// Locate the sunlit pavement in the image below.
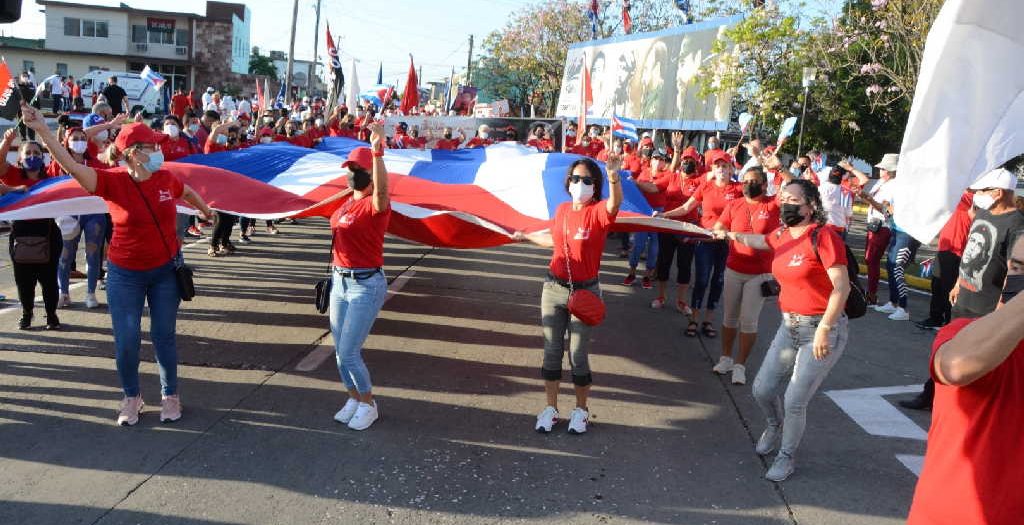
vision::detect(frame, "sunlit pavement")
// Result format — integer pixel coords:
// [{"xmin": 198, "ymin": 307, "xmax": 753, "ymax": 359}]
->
[{"xmin": 0, "ymin": 220, "xmax": 934, "ymax": 524}]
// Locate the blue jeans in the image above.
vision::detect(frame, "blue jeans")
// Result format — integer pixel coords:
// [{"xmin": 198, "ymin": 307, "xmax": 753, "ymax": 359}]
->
[
  {"xmin": 58, "ymin": 214, "xmax": 107, "ymax": 294},
  {"xmin": 886, "ymin": 230, "xmax": 920, "ymax": 308},
  {"xmin": 628, "ymin": 231, "xmax": 659, "ymax": 272},
  {"xmin": 691, "ymin": 241, "xmax": 728, "ymax": 311},
  {"xmin": 106, "ymin": 259, "xmax": 181, "ymax": 397},
  {"xmin": 329, "ymin": 268, "xmax": 388, "ymax": 394}
]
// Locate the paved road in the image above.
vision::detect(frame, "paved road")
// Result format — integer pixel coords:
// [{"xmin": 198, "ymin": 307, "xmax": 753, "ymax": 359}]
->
[{"xmin": 0, "ymin": 220, "xmax": 935, "ymax": 524}]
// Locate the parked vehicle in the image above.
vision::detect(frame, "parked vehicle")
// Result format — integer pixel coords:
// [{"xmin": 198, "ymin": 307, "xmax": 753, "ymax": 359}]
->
[{"xmin": 78, "ymin": 70, "xmax": 162, "ymax": 116}]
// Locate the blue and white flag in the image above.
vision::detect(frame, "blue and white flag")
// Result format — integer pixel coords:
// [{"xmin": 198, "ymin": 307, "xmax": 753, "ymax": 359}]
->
[
  {"xmin": 139, "ymin": 65, "xmax": 165, "ymax": 89},
  {"xmin": 611, "ymin": 113, "xmax": 639, "ymax": 142},
  {"xmin": 274, "ymin": 82, "xmax": 286, "ymax": 109}
]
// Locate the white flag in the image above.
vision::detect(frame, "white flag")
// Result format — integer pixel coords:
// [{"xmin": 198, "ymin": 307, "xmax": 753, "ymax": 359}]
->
[
  {"xmin": 345, "ymin": 59, "xmax": 360, "ymax": 108},
  {"xmin": 894, "ymin": 0, "xmax": 1024, "ymax": 242}
]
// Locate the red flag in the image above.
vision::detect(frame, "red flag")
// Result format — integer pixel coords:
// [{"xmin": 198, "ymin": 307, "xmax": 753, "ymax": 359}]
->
[
  {"xmin": 0, "ymin": 61, "xmax": 19, "ymax": 121},
  {"xmin": 578, "ymin": 53, "xmax": 593, "ymax": 136},
  {"xmin": 400, "ymin": 55, "xmax": 419, "ymax": 115},
  {"xmin": 325, "ymin": 23, "xmax": 341, "ymax": 73},
  {"xmin": 622, "ymin": 0, "xmax": 633, "ymax": 34},
  {"xmin": 255, "ymin": 78, "xmax": 264, "ymax": 112}
]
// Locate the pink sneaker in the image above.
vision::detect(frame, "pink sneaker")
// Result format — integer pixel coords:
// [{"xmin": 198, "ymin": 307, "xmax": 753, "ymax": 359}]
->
[
  {"xmin": 117, "ymin": 396, "xmax": 144, "ymax": 426},
  {"xmin": 622, "ymin": 274, "xmax": 637, "ymax": 286},
  {"xmin": 651, "ymin": 296, "xmax": 666, "ymax": 309},
  {"xmin": 641, "ymin": 276, "xmax": 653, "ymax": 289},
  {"xmin": 160, "ymin": 395, "xmax": 182, "ymax": 423}
]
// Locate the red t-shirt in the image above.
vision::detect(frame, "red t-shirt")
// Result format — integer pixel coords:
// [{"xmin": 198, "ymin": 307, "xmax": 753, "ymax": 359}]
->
[
  {"xmin": 765, "ymin": 226, "xmax": 847, "ymax": 315},
  {"xmin": 907, "ymin": 317, "xmax": 1024, "ymax": 525},
  {"xmin": 718, "ymin": 197, "xmax": 781, "ymax": 274},
  {"xmin": 663, "ymin": 173, "xmax": 703, "ymax": 224},
  {"xmin": 285, "ymin": 133, "xmax": 314, "ymax": 149},
  {"xmin": 71, "ymin": 83, "xmax": 81, "ymax": 99},
  {"xmin": 692, "ymin": 180, "xmax": 742, "ymax": 229},
  {"xmin": 92, "ymin": 168, "xmax": 184, "ymax": 271},
  {"xmin": 465, "ymin": 137, "xmax": 493, "ymax": 149},
  {"xmin": 161, "ymin": 136, "xmax": 195, "ymax": 161},
  {"xmin": 937, "ymin": 192, "xmax": 974, "ymax": 257},
  {"xmin": 45, "ymin": 156, "xmax": 104, "ymax": 177},
  {"xmin": 1, "ymin": 165, "xmax": 49, "ymax": 188},
  {"xmin": 623, "ymin": 153, "xmax": 643, "ymax": 175},
  {"xmin": 434, "ymin": 138, "xmax": 461, "ymax": 150},
  {"xmin": 406, "ymin": 136, "xmax": 427, "ymax": 150},
  {"xmin": 527, "ymin": 138, "xmax": 553, "ymax": 152},
  {"xmin": 548, "ymin": 201, "xmax": 614, "ymax": 282},
  {"xmin": 171, "ymin": 94, "xmax": 190, "ymax": 118},
  {"xmin": 331, "ymin": 196, "xmax": 391, "ymax": 269},
  {"xmin": 588, "ymin": 140, "xmax": 605, "ymax": 157},
  {"xmin": 637, "ymin": 167, "xmax": 670, "ymax": 209}
]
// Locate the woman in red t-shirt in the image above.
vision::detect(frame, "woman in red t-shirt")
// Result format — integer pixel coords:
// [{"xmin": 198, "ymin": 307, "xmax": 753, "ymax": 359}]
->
[
  {"xmin": 723, "ymin": 179, "xmax": 851, "ymax": 482},
  {"xmin": 650, "ymin": 134, "xmax": 703, "ymax": 312},
  {"xmin": 23, "ymin": 103, "xmax": 213, "ymax": 427},
  {"xmin": 327, "ymin": 122, "xmax": 391, "ymax": 432},
  {"xmin": 517, "ymin": 154, "xmax": 623, "ymax": 435},
  {"xmin": 710, "ymin": 166, "xmax": 780, "ymax": 385},
  {"xmin": 659, "ymin": 149, "xmax": 742, "ymax": 338}
]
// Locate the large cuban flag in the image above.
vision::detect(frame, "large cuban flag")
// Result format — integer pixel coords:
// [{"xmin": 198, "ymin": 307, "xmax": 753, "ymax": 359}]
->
[{"xmin": 0, "ymin": 138, "xmax": 708, "ymax": 248}]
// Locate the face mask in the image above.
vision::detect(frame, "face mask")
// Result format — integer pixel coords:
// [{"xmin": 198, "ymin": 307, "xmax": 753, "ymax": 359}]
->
[
  {"xmin": 260, "ymin": 136, "xmax": 273, "ymax": 144},
  {"xmin": 569, "ymin": 181, "xmax": 595, "ymax": 203},
  {"xmin": 69, "ymin": 140, "xmax": 88, "ymax": 154},
  {"xmin": 973, "ymin": 193, "xmax": 996, "ymax": 210},
  {"xmin": 650, "ymin": 160, "xmax": 661, "ymax": 172},
  {"xmin": 216, "ymin": 134, "xmax": 229, "ymax": 145},
  {"xmin": 708, "ymin": 142, "xmax": 719, "ymax": 150},
  {"xmin": 589, "ymin": 130, "xmax": 599, "ymax": 138},
  {"xmin": 141, "ymin": 150, "xmax": 164, "ymax": 173},
  {"xmin": 613, "ymin": 146, "xmax": 623, "ymax": 154},
  {"xmin": 187, "ymin": 124, "xmax": 200, "ymax": 134},
  {"xmin": 1002, "ymin": 274, "xmax": 1024, "ymax": 304},
  {"xmin": 95, "ymin": 130, "xmax": 109, "ymax": 142},
  {"xmin": 315, "ymin": 119, "xmax": 324, "ymax": 127},
  {"xmin": 682, "ymin": 161, "xmax": 697, "ymax": 175},
  {"xmin": 480, "ymin": 132, "xmax": 489, "ymax": 139},
  {"xmin": 743, "ymin": 182, "xmax": 764, "ymax": 198},
  {"xmin": 566, "ymin": 130, "xmax": 576, "ymax": 137},
  {"xmin": 164, "ymin": 125, "xmax": 180, "ymax": 138},
  {"xmin": 790, "ymin": 167, "xmax": 802, "ymax": 177},
  {"xmin": 781, "ymin": 203, "xmax": 806, "ymax": 227},
  {"xmin": 22, "ymin": 155, "xmax": 44, "ymax": 171},
  {"xmin": 443, "ymin": 133, "xmax": 452, "ymax": 140},
  {"xmin": 828, "ymin": 174, "xmax": 843, "ymax": 185},
  {"xmin": 347, "ymin": 168, "xmax": 372, "ymax": 191}
]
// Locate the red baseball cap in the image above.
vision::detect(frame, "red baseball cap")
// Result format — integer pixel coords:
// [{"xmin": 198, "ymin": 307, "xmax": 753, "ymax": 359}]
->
[
  {"xmin": 258, "ymin": 127, "xmax": 275, "ymax": 137},
  {"xmin": 341, "ymin": 146, "xmax": 374, "ymax": 171},
  {"xmin": 114, "ymin": 122, "xmax": 167, "ymax": 151},
  {"xmin": 706, "ymin": 149, "xmax": 735, "ymax": 167},
  {"xmin": 640, "ymin": 137, "xmax": 654, "ymax": 147},
  {"xmin": 680, "ymin": 146, "xmax": 700, "ymax": 161}
]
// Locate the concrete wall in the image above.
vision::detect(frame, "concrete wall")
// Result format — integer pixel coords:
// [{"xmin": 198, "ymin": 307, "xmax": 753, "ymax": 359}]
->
[
  {"xmin": 44, "ymin": 5, "xmax": 129, "ymax": 56},
  {"xmin": 193, "ymin": 19, "xmax": 252, "ymax": 97},
  {"xmin": 0, "ymin": 47, "xmax": 125, "ymax": 80}
]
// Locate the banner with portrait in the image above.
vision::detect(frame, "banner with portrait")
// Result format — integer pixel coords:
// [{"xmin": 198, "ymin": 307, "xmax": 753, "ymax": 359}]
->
[
  {"xmin": 556, "ymin": 15, "xmax": 741, "ymax": 131},
  {"xmin": 383, "ymin": 116, "xmax": 563, "ymax": 150}
]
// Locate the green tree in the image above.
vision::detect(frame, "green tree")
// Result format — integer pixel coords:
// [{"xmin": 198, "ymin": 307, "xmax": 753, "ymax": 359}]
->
[{"xmin": 249, "ymin": 47, "xmax": 279, "ymax": 78}]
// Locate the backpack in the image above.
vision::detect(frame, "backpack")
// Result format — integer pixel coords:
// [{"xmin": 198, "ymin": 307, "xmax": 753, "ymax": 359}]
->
[{"xmin": 810, "ymin": 226, "xmax": 867, "ymax": 319}]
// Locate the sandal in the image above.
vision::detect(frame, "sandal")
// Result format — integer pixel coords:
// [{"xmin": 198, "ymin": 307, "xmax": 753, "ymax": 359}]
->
[
  {"xmin": 676, "ymin": 299, "xmax": 692, "ymax": 316},
  {"xmin": 685, "ymin": 321, "xmax": 698, "ymax": 337},
  {"xmin": 702, "ymin": 322, "xmax": 717, "ymax": 338}
]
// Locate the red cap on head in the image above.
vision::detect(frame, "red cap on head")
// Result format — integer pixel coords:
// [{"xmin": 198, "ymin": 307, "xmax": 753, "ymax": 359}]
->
[
  {"xmin": 640, "ymin": 137, "xmax": 654, "ymax": 147},
  {"xmin": 258, "ymin": 127, "xmax": 274, "ymax": 137},
  {"xmin": 114, "ymin": 122, "xmax": 167, "ymax": 151},
  {"xmin": 341, "ymin": 146, "xmax": 374, "ymax": 171},
  {"xmin": 706, "ymin": 149, "xmax": 735, "ymax": 167},
  {"xmin": 680, "ymin": 146, "xmax": 700, "ymax": 161}
]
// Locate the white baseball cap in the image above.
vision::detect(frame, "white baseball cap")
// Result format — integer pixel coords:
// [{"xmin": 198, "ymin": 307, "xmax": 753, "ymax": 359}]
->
[{"xmin": 969, "ymin": 168, "xmax": 1017, "ymax": 191}]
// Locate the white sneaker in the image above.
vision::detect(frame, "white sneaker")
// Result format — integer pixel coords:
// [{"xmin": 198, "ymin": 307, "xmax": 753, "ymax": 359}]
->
[
  {"xmin": 873, "ymin": 302, "xmax": 897, "ymax": 314},
  {"xmin": 756, "ymin": 424, "xmax": 782, "ymax": 455},
  {"xmin": 333, "ymin": 398, "xmax": 360, "ymax": 424},
  {"xmin": 731, "ymin": 364, "xmax": 747, "ymax": 385},
  {"xmin": 84, "ymin": 293, "xmax": 99, "ymax": 309},
  {"xmin": 888, "ymin": 307, "xmax": 910, "ymax": 321},
  {"xmin": 712, "ymin": 356, "xmax": 734, "ymax": 375},
  {"xmin": 535, "ymin": 405, "xmax": 559, "ymax": 433},
  {"xmin": 347, "ymin": 402, "xmax": 378, "ymax": 430},
  {"xmin": 58, "ymin": 293, "xmax": 71, "ymax": 308},
  {"xmin": 567, "ymin": 407, "xmax": 589, "ymax": 434}
]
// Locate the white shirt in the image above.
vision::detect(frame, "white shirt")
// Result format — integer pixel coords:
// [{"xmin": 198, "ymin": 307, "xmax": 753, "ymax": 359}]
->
[
  {"xmin": 201, "ymin": 92, "xmax": 213, "ymax": 107},
  {"xmin": 49, "ymin": 76, "xmax": 63, "ymax": 93},
  {"xmin": 866, "ymin": 178, "xmax": 893, "ymax": 222},
  {"xmin": 236, "ymin": 98, "xmax": 251, "ymax": 116},
  {"xmin": 820, "ymin": 180, "xmax": 852, "ymax": 228}
]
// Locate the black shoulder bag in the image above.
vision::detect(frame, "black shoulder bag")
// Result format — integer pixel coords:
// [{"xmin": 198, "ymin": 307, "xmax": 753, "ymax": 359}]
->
[
  {"xmin": 315, "ymin": 198, "xmax": 358, "ymax": 314},
  {"xmin": 129, "ymin": 177, "xmax": 196, "ymax": 301}
]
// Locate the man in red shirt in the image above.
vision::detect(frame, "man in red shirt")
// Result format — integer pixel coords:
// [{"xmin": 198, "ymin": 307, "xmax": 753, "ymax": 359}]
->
[
  {"xmin": 915, "ymin": 191, "xmax": 975, "ymax": 330},
  {"xmin": 434, "ymin": 128, "xmax": 464, "ymax": 150},
  {"xmin": 159, "ymin": 115, "xmax": 195, "ymax": 161},
  {"xmin": 465, "ymin": 124, "xmax": 493, "ymax": 149},
  {"xmin": 392, "ymin": 122, "xmax": 411, "ymax": 148},
  {"xmin": 907, "ymin": 234, "xmax": 1024, "ymax": 525},
  {"xmin": 406, "ymin": 126, "xmax": 427, "ymax": 149},
  {"xmin": 527, "ymin": 125, "xmax": 554, "ymax": 152},
  {"xmin": 171, "ymin": 89, "xmax": 190, "ymax": 120}
]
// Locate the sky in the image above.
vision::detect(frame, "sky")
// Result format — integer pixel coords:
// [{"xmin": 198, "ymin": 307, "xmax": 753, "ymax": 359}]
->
[{"xmin": 1, "ymin": 0, "xmax": 844, "ymax": 89}]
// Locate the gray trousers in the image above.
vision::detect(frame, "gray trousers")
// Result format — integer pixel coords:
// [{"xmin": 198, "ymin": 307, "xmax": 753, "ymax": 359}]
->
[
  {"xmin": 540, "ymin": 280, "xmax": 601, "ymax": 386},
  {"xmin": 752, "ymin": 313, "xmax": 848, "ymax": 456}
]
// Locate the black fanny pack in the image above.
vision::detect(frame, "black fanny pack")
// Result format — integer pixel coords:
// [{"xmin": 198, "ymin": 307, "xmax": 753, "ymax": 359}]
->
[{"xmin": 546, "ymin": 272, "xmax": 599, "ymax": 290}]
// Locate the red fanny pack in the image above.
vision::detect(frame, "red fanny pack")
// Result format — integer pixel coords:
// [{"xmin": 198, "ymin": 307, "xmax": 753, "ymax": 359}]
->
[{"xmin": 568, "ymin": 288, "xmax": 605, "ymax": 326}]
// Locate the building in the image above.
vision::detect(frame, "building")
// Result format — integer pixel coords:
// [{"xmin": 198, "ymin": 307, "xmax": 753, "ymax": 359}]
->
[{"xmin": 0, "ymin": 0, "xmax": 251, "ymax": 99}]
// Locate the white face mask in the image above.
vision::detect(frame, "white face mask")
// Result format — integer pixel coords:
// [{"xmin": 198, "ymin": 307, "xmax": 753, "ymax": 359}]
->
[
  {"xmin": 480, "ymin": 132, "xmax": 489, "ymax": 139},
  {"xmin": 314, "ymin": 118, "xmax": 324, "ymax": 127},
  {"xmin": 973, "ymin": 192, "xmax": 996, "ymax": 210},
  {"xmin": 569, "ymin": 181, "xmax": 595, "ymax": 203},
  {"xmin": 164, "ymin": 125, "xmax": 180, "ymax": 138},
  {"xmin": 260, "ymin": 136, "xmax": 273, "ymax": 144},
  {"xmin": 69, "ymin": 140, "xmax": 88, "ymax": 154},
  {"xmin": 95, "ymin": 130, "xmax": 109, "ymax": 142}
]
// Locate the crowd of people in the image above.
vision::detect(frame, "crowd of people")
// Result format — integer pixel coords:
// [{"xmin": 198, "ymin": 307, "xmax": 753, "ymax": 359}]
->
[{"xmin": 3, "ymin": 75, "xmax": 1023, "ymax": 497}]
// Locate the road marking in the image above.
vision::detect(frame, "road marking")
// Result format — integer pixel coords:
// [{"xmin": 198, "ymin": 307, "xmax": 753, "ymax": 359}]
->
[
  {"xmin": 0, "ymin": 281, "xmax": 87, "ymax": 315},
  {"xmin": 826, "ymin": 385, "xmax": 928, "ymax": 477},
  {"xmin": 294, "ymin": 270, "xmax": 416, "ymax": 372}
]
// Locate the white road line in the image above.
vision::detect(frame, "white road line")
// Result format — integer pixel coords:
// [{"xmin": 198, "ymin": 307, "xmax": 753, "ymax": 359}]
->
[
  {"xmin": 0, "ymin": 281, "xmax": 87, "ymax": 315},
  {"xmin": 896, "ymin": 454, "xmax": 925, "ymax": 477},
  {"xmin": 294, "ymin": 270, "xmax": 417, "ymax": 372},
  {"xmin": 826, "ymin": 385, "xmax": 927, "ymax": 440}
]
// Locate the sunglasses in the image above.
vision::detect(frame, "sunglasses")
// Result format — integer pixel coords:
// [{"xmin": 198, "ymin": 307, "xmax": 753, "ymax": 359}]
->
[{"xmin": 569, "ymin": 175, "xmax": 595, "ymax": 185}]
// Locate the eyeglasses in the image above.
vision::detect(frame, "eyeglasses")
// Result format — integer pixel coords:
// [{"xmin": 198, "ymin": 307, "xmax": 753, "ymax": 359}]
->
[{"xmin": 569, "ymin": 175, "xmax": 595, "ymax": 185}]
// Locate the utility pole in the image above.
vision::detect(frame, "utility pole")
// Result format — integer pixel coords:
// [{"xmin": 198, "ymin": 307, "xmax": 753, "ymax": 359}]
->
[
  {"xmin": 309, "ymin": 0, "xmax": 322, "ymax": 95},
  {"xmin": 285, "ymin": 0, "xmax": 299, "ymax": 104},
  {"xmin": 465, "ymin": 34, "xmax": 474, "ymax": 85}
]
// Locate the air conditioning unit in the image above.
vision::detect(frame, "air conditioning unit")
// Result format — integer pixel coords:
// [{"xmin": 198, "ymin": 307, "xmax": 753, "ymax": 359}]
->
[
  {"xmin": 175, "ymin": 46, "xmax": 187, "ymax": 56},
  {"xmin": 135, "ymin": 43, "xmax": 148, "ymax": 52}
]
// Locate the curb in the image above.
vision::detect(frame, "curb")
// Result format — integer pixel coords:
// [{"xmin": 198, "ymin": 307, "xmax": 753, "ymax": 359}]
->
[{"xmin": 858, "ymin": 264, "xmax": 931, "ymax": 292}]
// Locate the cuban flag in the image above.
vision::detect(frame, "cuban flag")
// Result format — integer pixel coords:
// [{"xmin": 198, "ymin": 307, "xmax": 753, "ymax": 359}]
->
[
  {"xmin": 0, "ymin": 139, "xmax": 709, "ymax": 248},
  {"xmin": 588, "ymin": 0, "xmax": 599, "ymax": 38},
  {"xmin": 140, "ymin": 65, "xmax": 166, "ymax": 90},
  {"xmin": 359, "ymin": 84, "xmax": 396, "ymax": 109},
  {"xmin": 611, "ymin": 113, "xmax": 639, "ymax": 142}
]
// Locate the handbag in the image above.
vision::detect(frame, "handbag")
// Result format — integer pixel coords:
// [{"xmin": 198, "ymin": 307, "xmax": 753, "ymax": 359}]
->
[
  {"xmin": 129, "ymin": 177, "xmax": 196, "ymax": 301},
  {"xmin": 314, "ymin": 273, "xmax": 331, "ymax": 314},
  {"xmin": 12, "ymin": 235, "xmax": 50, "ymax": 264},
  {"xmin": 760, "ymin": 278, "xmax": 781, "ymax": 297},
  {"xmin": 562, "ymin": 215, "xmax": 606, "ymax": 326}
]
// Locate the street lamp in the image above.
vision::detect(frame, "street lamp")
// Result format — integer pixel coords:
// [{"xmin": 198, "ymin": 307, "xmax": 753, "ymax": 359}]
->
[{"xmin": 797, "ymin": 66, "xmax": 817, "ymax": 157}]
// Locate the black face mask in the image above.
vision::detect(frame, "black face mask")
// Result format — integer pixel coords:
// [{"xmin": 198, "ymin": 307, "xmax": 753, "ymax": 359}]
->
[
  {"xmin": 1002, "ymin": 274, "xmax": 1024, "ymax": 304},
  {"xmin": 347, "ymin": 168, "xmax": 372, "ymax": 191},
  {"xmin": 682, "ymin": 161, "xmax": 696, "ymax": 175},
  {"xmin": 743, "ymin": 182, "xmax": 764, "ymax": 198},
  {"xmin": 828, "ymin": 174, "xmax": 843, "ymax": 185},
  {"xmin": 781, "ymin": 203, "xmax": 807, "ymax": 227}
]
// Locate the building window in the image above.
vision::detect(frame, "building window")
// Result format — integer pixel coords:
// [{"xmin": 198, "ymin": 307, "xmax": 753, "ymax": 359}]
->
[
  {"xmin": 95, "ymin": 21, "xmax": 108, "ymax": 37},
  {"xmin": 175, "ymin": 29, "xmax": 189, "ymax": 47},
  {"xmin": 56, "ymin": 63, "xmax": 68, "ymax": 76},
  {"xmin": 23, "ymin": 60, "xmax": 34, "ymax": 73},
  {"xmin": 88, "ymin": 66, "xmax": 102, "ymax": 72},
  {"xmin": 132, "ymin": 25, "xmax": 147, "ymax": 43},
  {"xmin": 64, "ymin": 17, "xmax": 80, "ymax": 36},
  {"xmin": 148, "ymin": 29, "xmax": 174, "ymax": 45}
]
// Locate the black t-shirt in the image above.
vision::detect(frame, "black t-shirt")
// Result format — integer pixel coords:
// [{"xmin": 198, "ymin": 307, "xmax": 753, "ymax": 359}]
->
[
  {"xmin": 101, "ymin": 84, "xmax": 128, "ymax": 113},
  {"xmin": 955, "ymin": 208, "xmax": 1024, "ymax": 317}
]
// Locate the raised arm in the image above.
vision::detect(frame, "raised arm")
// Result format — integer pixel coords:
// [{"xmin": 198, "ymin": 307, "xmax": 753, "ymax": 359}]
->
[
  {"xmin": 367, "ymin": 122, "xmax": 389, "ymax": 213},
  {"xmin": 606, "ymin": 153, "xmax": 623, "ymax": 217},
  {"xmin": 839, "ymin": 159, "xmax": 870, "ymax": 188},
  {"xmin": 935, "ymin": 291, "xmax": 1024, "ymax": 386},
  {"xmin": 0, "ymin": 128, "xmax": 16, "ymax": 175},
  {"xmin": 668, "ymin": 131, "xmax": 684, "ymax": 172},
  {"xmin": 20, "ymin": 101, "xmax": 98, "ymax": 192},
  {"xmin": 84, "ymin": 113, "xmax": 127, "ymax": 140}
]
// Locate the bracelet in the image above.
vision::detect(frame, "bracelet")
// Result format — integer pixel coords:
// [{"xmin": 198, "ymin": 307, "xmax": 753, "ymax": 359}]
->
[
  {"xmin": 609, "ymin": 178, "xmax": 620, "ymax": 184},
  {"xmin": 372, "ymin": 149, "xmax": 384, "ymax": 158}
]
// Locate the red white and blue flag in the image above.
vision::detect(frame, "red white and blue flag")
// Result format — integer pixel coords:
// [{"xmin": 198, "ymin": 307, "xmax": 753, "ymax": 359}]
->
[
  {"xmin": 611, "ymin": 113, "xmax": 639, "ymax": 142},
  {"xmin": 140, "ymin": 65, "xmax": 166, "ymax": 90},
  {"xmin": 0, "ymin": 139, "xmax": 708, "ymax": 248}
]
